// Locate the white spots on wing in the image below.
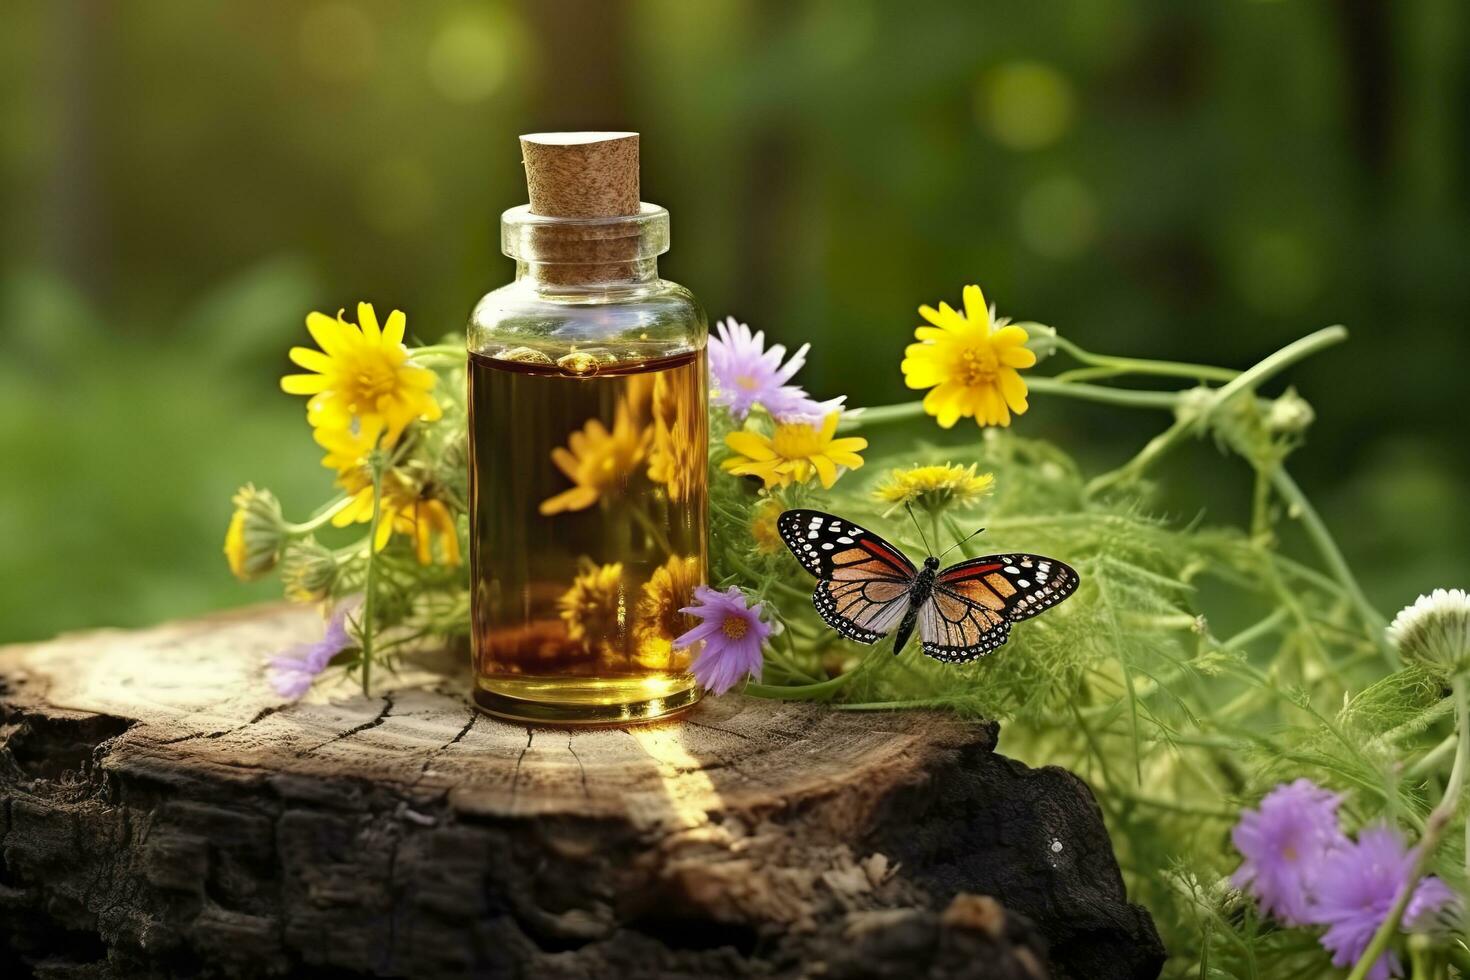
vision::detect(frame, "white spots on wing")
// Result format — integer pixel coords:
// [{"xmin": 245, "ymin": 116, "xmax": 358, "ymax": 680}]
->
[
  {"xmin": 808, "ymin": 532, "xmax": 819, "ymax": 540},
  {"xmin": 1018, "ymin": 580, "xmax": 1030, "ymax": 588},
  {"xmin": 1005, "ymin": 566, "xmax": 1020, "ymax": 574},
  {"xmin": 821, "ymin": 543, "xmax": 834, "ymax": 550},
  {"xmin": 837, "ymin": 536, "xmax": 853, "ymax": 545}
]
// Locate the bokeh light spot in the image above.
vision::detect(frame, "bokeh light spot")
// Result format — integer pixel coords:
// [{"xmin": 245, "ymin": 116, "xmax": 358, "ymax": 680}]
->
[
  {"xmin": 1018, "ymin": 176, "xmax": 1098, "ymax": 259},
  {"xmin": 976, "ymin": 60, "xmax": 1076, "ymax": 151},
  {"xmin": 299, "ymin": 3, "xmax": 377, "ymax": 83},
  {"xmin": 427, "ymin": 11, "xmax": 517, "ymax": 104}
]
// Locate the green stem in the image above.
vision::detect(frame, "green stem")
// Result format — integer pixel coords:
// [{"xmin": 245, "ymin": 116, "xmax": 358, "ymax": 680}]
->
[
  {"xmin": 359, "ymin": 455, "xmax": 385, "ymax": 697},
  {"xmin": 1054, "ymin": 336, "xmax": 1240, "ymax": 383},
  {"xmin": 286, "ymin": 493, "xmax": 353, "ymax": 536},
  {"xmin": 1270, "ymin": 466, "xmax": 1391, "ymax": 652},
  {"xmin": 1345, "ymin": 677, "xmax": 1468, "ymax": 980},
  {"xmin": 743, "ymin": 671, "xmax": 859, "ymax": 701},
  {"xmin": 1086, "ymin": 326, "xmax": 1348, "ymax": 494}
]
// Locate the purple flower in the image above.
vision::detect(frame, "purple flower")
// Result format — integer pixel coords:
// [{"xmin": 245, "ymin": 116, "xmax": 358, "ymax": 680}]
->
[
  {"xmin": 266, "ymin": 600, "xmax": 359, "ymax": 699},
  {"xmin": 1308, "ymin": 826, "xmax": 1460, "ymax": 980},
  {"xmin": 708, "ymin": 317, "xmax": 845, "ymax": 422},
  {"xmin": 1231, "ymin": 779, "xmax": 1347, "ymax": 925},
  {"xmin": 673, "ymin": 585, "xmax": 773, "ymax": 694}
]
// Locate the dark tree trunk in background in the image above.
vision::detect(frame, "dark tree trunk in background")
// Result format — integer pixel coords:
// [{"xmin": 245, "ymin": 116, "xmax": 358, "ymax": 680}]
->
[
  {"xmin": 0, "ymin": 605, "xmax": 1164, "ymax": 979},
  {"xmin": 43, "ymin": 0, "xmax": 108, "ymax": 299},
  {"xmin": 519, "ymin": 0, "xmax": 634, "ymax": 132}
]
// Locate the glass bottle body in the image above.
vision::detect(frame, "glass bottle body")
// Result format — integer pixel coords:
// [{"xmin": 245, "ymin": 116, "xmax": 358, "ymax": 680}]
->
[{"xmin": 467, "ymin": 217, "xmax": 707, "ymax": 724}]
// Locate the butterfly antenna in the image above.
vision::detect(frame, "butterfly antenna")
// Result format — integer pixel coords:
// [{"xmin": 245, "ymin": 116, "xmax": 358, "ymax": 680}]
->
[
  {"xmin": 905, "ymin": 503, "xmax": 934, "ymax": 556},
  {"xmin": 939, "ymin": 526, "xmax": 986, "ymax": 560}
]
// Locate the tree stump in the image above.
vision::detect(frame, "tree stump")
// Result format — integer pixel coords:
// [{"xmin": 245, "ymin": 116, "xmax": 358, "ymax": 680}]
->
[{"xmin": 0, "ymin": 605, "xmax": 1164, "ymax": 979}]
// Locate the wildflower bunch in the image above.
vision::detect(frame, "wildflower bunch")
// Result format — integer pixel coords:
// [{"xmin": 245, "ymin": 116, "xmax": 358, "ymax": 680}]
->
[
  {"xmin": 225, "ymin": 302, "xmax": 467, "ymax": 696},
  {"xmin": 228, "ymin": 281, "xmax": 1470, "ymax": 980}
]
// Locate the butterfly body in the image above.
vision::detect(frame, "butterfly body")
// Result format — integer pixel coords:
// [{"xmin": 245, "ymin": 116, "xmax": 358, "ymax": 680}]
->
[
  {"xmin": 890, "ymin": 556, "xmax": 940, "ymax": 655},
  {"xmin": 776, "ymin": 509, "xmax": 1078, "ymax": 664}
]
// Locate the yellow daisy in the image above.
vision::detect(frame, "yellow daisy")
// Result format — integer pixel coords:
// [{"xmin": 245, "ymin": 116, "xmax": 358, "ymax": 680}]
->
[
  {"xmin": 222, "ymin": 485, "xmax": 286, "ymax": 581},
  {"xmin": 540, "ymin": 405, "xmax": 650, "ymax": 515},
  {"xmin": 389, "ymin": 494, "xmax": 462, "ymax": 566},
  {"xmin": 647, "ymin": 375, "xmax": 703, "ymax": 504},
  {"xmin": 314, "ymin": 421, "xmax": 461, "ymax": 565},
  {"xmin": 634, "ymin": 554, "xmax": 702, "ymax": 669},
  {"xmin": 559, "ymin": 562, "xmax": 626, "ymax": 644},
  {"xmin": 723, "ymin": 412, "xmax": 867, "ymax": 489},
  {"xmin": 901, "ymin": 284, "xmax": 1036, "ymax": 428},
  {"xmin": 873, "ymin": 463, "xmax": 994, "ymax": 515},
  {"xmin": 281, "ymin": 302, "xmax": 441, "ymax": 445}
]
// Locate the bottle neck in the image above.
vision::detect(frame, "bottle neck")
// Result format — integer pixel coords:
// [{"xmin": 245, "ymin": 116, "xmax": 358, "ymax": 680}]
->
[
  {"xmin": 515, "ymin": 256, "xmax": 660, "ymax": 290},
  {"xmin": 501, "ymin": 203, "xmax": 670, "ymax": 293}
]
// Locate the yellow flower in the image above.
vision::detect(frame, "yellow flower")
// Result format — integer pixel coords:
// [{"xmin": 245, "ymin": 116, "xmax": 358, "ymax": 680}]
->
[
  {"xmin": 559, "ymin": 562, "xmax": 626, "ymax": 644},
  {"xmin": 281, "ymin": 538, "xmax": 338, "ymax": 602},
  {"xmin": 874, "ymin": 463, "xmax": 994, "ymax": 516},
  {"xmin": 540, "ymin": 405, "xmax": 649, "ymax": 515},
  {"xmin": 314, "ymin": 421, "xmax": 461, "ymax": 565},
  {"xmin": 390, "ymin": 495, "xmax": 462, "ymax": 566},
  {"xmin": 647, "ymin": 375, "xmax": 703, "ymax": 504},
  {"xmin": 901, "ymin": 284, "xmax": 1036, "ymax": 428},
  {"xmin": 723, "ymin": 412, "xmax": 867, "ymax": 489},
  {"xmin": 281, "ymin": 303, "xmax": 441, "ymax": 445},
  {"xmin": 223, "ymin": 485, "xmax": 286, "ymax": 580},
  {"xmin": 634, "ymin": 554, "xmax": 702, "ymax": 669},
  {"xmin": 750, "ymin": 499, "xmax": 785, "ymax": 555}
]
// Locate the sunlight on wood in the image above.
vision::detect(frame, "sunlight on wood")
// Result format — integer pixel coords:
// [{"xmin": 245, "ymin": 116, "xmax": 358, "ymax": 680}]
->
[{"xmin": 629, "ymin": 724, "xmax": 721, "ymax": 827}]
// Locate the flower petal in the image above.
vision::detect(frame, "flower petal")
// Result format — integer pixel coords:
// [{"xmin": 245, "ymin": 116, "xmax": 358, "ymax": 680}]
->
[
  {"xmin": 282, "ymin": 373, "xmax": 329, "ymax": 395},
  {"xmin": 999, "ymin": 368, "xmax": 1029, "ymax": 414},
  {"xmin": 358, "ymin": 302, "xmax": 381, "ymax": 342},
  {"xmin": 991, "ymin": 324, "xmax": 1029, "ymax": 348},
  {"xmin": 811, "ymin": 453, "xmax": 838, "ymax": 488},
  {"xmin": 962, "ymin": 284, "xmax": 990, "ymax": 327},
  {"xmin": 999, "ymin": 345, "xmax": 1037, "ymax": 369},
  {"xmin": 289, "ymin": 347, "xmax": 333, "ymax": 373},
  {"xmin": 725, "ymin": 431, "xmax": 777, "ymax": 461},
  {"xmin": 306, "ymin": 311, "xmax": 346, "ymax": 355},
  {"xmin": 383, "ymin": 309, "xmax": 407, "ymax": 346}
]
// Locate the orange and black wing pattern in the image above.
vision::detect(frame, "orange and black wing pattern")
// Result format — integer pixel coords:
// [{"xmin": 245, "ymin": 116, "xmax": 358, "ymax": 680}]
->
[
  {"xmin": 919, "ymin": 554, "xmax": 1079, "ymax": 663},
  {"xmin": 777, "ymin": 510, "xmax": 916, "ymax": 645}
]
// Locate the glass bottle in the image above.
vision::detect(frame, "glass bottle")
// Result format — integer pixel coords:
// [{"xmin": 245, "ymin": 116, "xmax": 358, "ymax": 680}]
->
[{"xmin": 466, "ymin": 137, "xmax": 707, "ymax": 724}]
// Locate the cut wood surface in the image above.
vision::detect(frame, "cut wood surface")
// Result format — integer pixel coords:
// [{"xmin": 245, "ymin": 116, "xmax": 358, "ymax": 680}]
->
[{"xmin": 0, "ymin": 604, "xmax": 1163, "ymax": 979}]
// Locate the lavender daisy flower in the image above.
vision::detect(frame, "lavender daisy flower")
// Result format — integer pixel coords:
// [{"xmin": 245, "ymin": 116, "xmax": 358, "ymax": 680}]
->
[
  {"xmin": 266, "ymin": 600, "xmax": 359, "ymax": 699},
  {"xmin": 1309, "ymin": 826, "xmax": 1459, "ymax": 980},
  {"xmin": 708, "ymin": 317, "xmax": 845, "ymax": 422},
  {"xmin": 673, "ymin": 585, "xmax": 774, "ymax": 694},
  {"xmin": 1231, "ymin": 779, "xmax": 1346, "ymax": 925}
]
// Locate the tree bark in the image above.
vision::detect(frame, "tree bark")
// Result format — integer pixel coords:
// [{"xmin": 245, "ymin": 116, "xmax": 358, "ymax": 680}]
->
[{"xmin": 0, "ymin": 604, "xmax": 1163, "ymax": 979}]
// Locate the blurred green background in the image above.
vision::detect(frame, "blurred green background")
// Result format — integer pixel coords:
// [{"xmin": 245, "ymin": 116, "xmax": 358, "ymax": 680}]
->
[{"xmin": 2, "ymin": 0, "xmax": 1466, "ymax": 643}]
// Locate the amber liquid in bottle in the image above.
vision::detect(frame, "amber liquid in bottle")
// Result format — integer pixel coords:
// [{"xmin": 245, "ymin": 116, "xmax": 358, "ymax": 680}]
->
[{"xmin": 468, "ymin": 348, "xmax": 708, "ymax": 723}]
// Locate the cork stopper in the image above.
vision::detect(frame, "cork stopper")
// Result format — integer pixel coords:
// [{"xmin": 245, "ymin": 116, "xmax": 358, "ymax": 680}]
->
[{"xmin": 520, "ymin": 132, "xmax": 640, "ymax": 218}]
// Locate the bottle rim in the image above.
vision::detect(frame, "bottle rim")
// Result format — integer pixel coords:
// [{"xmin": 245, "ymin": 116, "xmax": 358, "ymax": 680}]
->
[{"xmin": 500, "ymin": 203, "xmax": 670, "ymax": 262}]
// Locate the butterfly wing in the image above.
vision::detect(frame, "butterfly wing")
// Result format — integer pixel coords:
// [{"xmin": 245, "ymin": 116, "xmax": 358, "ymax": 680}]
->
[
  {"xmin": 918, "ymin": 553, "xmax": 1079, "ymax": 663},
  {"xmin": 777, "ymin": 510, "xmax": 916, "ymax": 645}
]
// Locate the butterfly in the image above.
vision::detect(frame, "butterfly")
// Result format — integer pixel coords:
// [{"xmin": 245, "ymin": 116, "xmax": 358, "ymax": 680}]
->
[{"xmin": 776, "ymin": 509, "xmax": 1079, "ymax": 664}]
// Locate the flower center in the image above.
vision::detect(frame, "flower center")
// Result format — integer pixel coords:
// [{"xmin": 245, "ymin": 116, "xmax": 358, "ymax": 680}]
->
[
  {"xmin": 771, "ymin": 422, "xmax": 823, "ymax": 458},
  {"xmin": 351, "ymin": 358, "xmax": 400, "ymax": 406},
  {"xmin": 735, "ymin": 374, "xmax": 760, "ymax": 391},
  {"xmin": 722, "ymin": 616, "xmax": 749, "ymax": 639},
  {"xmin": 1282, "ymin": 845, "xmax": 1298, "ymax": 862},
  {"xmin": 958, "ymin": 344, "xmax": 999, "ymax": 387}
]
